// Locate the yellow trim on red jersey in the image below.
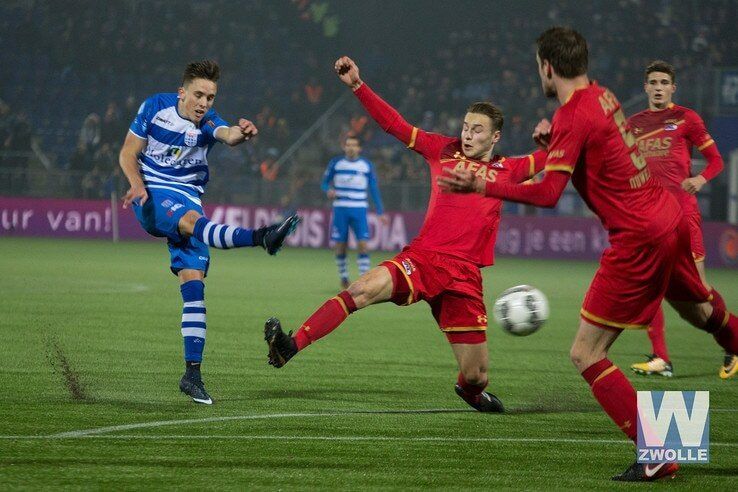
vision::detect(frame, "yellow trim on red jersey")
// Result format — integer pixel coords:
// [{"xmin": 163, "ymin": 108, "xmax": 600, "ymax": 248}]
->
[
  {"xmin": 545, "ymin": 164, "xmax": 574, "ymax": 174},
  {"xmin": 592, "ymin": 365, "xmax": 618, "ymax": 386},
  {"xmin": 528, "ymin": 154, "xmax": 536, "ymax": 177},
  {"xmin": 698, "ymin": 139, "xmax": 715, "ymax": 151},
  {"xmin": 667, "ymin": 102, "xmax": 675, "ymax": 109},
  {"xmin": 441, "ymin": 326, "xmax": 487, "ymax": 332},
  {"xmin": 386, "ymin": 260, "xmax": 415, "ymax": 306},
  {"xmin": 408, "ymin": 127, "xmax": 419, "ymax": 149},
  {"xmin": 333, "ymin": 296, "xmax": 349, "ymax": 316},
  {"xmin": 580, "ymin": 309, "xmax": 649, "ymax": 330}
]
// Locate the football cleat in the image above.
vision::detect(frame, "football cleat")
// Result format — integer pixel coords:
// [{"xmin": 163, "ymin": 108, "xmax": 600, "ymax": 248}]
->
[
  {"xmin": 631, "ymin": 355, "xmax": 673, "ymax": 377},
  {"xmin": 264, "ymin": 317, "xmax": 298, "ymax": 368},
  {"xmin": 719, "ymin": 353, "xmax": 738, "ymax": 379},
  {"xmin": 259, "ymin": 214, "xmax": 301, "ymax": 255},
  {"xmin": 454, "ymin": 384, "xmax": 504, "ymax": 413},
  {"xmin": 611, "ymin": 461, "xmax": 679, "ymax": 482},
  {"xmin": 179, "ymin": 372, "xmax": 213, "ymax": 405}
]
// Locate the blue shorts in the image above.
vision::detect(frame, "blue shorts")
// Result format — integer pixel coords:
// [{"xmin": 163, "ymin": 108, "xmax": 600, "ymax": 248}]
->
[
  {"xmin": 133, "ymin": 189, "xmax": 210, "ymax": 276},
  {"xmin": 331, "ymin": 206, "xmax": 370, "ymax": 243}
]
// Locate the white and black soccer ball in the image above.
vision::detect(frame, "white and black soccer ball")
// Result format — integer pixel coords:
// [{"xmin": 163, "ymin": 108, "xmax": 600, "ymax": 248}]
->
[{"xmin": 493, "ymin": 285, "xmax": 549, "ymax": 336}]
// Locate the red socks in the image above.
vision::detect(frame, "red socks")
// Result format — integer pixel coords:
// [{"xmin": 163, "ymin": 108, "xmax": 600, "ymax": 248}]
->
[
  {"xmin": 704, "ymin": 306, "xmax": 738, "ymax": 354},
  {"xmin": 293, "ymin": 291, "xmax": 357, "ymax": 351},
  {"xmin": 647, "ymin": 307, "xmax": 669, "ymax": 361},
  {"xmin": 581, "ymin": 359, "xmax": 637, "ymax": 442},
  {"xmin": 709, "ymin": 288, "xmax": 726, "ymax": 311},
  {"xmin": 457, "ymin": 373, "xmax": 486, "ymax": 395},
  {"xmin": 456, "ymin": 373, "xmax": 487, "ymax": 405}
]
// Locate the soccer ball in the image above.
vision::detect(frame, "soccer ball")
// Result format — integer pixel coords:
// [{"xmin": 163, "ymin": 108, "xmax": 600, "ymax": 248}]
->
[{"xmin": 493, "ymin": 285, "xmax": 549, "ymax": 336}]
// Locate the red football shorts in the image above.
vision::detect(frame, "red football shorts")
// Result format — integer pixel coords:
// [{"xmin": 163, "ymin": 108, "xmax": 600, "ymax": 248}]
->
[
  {"xmin": 581, "ymin": 216, "xmax": 710, "ymax": 330},
  {"xmin": 686, "ymin": 212, "xmax": 706, "ymax": 262},
  {"xmin": 381, "ymin": 247, "xmax": 487, "ymax": 344}
]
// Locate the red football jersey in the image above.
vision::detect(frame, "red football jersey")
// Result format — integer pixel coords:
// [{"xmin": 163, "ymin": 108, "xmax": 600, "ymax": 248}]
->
[
  {"xmin": 354, "ymin": 83, "xmax": 544, "ymax": 266},
  {"xmin": 544, "ymin": 82, "xmax": 682, "ymax": 244},
  {"xmin": 628, "ymin": 104, "xmax": 715, "ymax": 215}
]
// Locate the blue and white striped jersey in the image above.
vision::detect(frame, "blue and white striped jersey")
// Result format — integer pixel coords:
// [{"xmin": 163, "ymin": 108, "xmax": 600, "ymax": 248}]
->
[
  {"xmin": 129, "ymin": 93, "xmax": 229, "ymax": 205},
  {"xmin": 321, "ymin": 156, "xmax": 384, "ymax": 214}
]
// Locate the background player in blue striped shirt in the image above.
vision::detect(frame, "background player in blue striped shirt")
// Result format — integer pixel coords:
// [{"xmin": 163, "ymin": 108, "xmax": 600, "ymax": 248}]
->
[
  {"xmin": 321, "ymin": 134, "xmax": 387, "ymax": 289},
  {"xmin": 118, "ymin": 60, "xmax": 299, "ymax": 404}
]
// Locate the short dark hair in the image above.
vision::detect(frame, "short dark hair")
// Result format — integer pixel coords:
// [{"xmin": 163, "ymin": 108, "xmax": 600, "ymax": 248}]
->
[
  {"xmin": 343, "ymin": 133, "xmax": 362, "ymax": 145},
  {"xmin": 645, "ymin": 60, "xmax": 676, "ymax": 84},
  {"xmin": 466, "ymin": 102, "xmax": 504, "ymax": 131},
  {"xmin": 536, "ymin": 27, "xmax": 588, "ymax": 78},
  {"xmin": 183, "ymin": 60, "xmax": 220, "ymax": 85}
]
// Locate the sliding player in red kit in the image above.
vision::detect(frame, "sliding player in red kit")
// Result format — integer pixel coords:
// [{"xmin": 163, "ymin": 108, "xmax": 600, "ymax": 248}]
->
[
  {"xmin": 263, "ymin": 56, "xmax": 546, "ymax": 412},
  {"xmin": 627, "ymin": 60, "xmax": 736, "ymax": 379},
  {"xmin": 440, "ymin": 27, "xmax": 738, "ymax": 481}
]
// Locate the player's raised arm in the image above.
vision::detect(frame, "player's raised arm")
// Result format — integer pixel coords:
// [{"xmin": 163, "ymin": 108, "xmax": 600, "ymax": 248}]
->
[
  {"xmin": 214, "ymin": 118, "xmax": 258, "ymax": 146},
  {"xmin": 334, "ymin": 56, "xmax": 445, "ymax": 158},
  {"xmin": 119, "ymin": 131, "xmax": 149, "ymax": 208}
]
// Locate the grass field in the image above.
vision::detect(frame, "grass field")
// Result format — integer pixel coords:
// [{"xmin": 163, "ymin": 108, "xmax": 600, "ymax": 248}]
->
[{"xmin": 1, "ymin": 237, "xmax": 737, "ymax": 490}]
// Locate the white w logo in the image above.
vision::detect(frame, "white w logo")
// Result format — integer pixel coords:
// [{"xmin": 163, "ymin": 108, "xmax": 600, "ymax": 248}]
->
[{"xmin": 638, "ymin": 391, "xmax": 709, "ymax": 447}]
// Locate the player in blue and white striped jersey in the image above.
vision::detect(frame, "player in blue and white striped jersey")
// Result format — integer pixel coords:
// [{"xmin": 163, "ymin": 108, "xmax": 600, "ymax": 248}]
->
[
  {"xmin": 118, "ymin": 60, "xmax": 299, "ymax": 405},
  {"xmin": 321, "ymin": 134, "xmax": 386, "ymax": 289}
]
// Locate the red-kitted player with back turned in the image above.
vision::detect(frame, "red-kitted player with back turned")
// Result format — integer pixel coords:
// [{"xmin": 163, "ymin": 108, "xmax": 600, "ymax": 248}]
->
[
  {"xmin": 627, "ymin": 60, "xmax": 736, "ymax": 379},
  {"xmin": 263, "ymin": 55, "xmax": 546, "ymax": 413},
  {"xmin": 439, "ymin": 27, "xmax": 738, "ymax": 482}
]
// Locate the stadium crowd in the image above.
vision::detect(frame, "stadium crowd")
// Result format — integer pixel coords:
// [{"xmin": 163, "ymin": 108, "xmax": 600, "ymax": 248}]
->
[{"xmin": 1, "ymin": 0, "xmax": 736, "ymax": 211}]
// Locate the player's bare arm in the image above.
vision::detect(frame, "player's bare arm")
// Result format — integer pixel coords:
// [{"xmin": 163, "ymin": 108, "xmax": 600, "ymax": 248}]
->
[
  {"xmin": 215, "ymin": 118, "xmax": 258, "ymax": 146},
  {"xmin": 334, "ymin": 56, "xmax": 363, "ymax": 90},
  {"xmin": 119, "ymin": 131, "xmax": 149, "ymax": 208}
]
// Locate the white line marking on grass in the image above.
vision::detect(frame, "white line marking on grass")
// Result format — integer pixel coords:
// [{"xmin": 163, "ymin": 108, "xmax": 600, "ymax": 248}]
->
[
  {"xmin": 5, "ymin": 408, "xmax": 736, "ymax": 446},
  {"xmin": 1, "ymin": 435, "xmax": 737, "ymax": 447}
]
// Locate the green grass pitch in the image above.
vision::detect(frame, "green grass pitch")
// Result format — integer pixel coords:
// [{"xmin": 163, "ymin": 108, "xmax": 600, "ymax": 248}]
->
[{"xmin": 1, "ymin": 237, "xmax": 736, "ymax": 489}]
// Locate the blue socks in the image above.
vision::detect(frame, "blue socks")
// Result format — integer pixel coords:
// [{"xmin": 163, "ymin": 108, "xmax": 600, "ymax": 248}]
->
[
  {"xmin": 358, "ymin": 253, "xmax": 371, "ymax": 276},
  {"xmin": 181, "ymin": 280, "xmax": 206, "ymax": 363},
  {"xmin": 192, "ymin": 217, "xmax": 255, "ymax": 249},
  {"xmin": 335, "ymin": 254, "xmax": 348, "ymax": 283}
]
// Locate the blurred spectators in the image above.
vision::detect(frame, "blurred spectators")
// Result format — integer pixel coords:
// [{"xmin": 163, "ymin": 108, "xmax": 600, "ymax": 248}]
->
[{"xmin": 1, "ymin": 0, "xmax": 736, "ymax": 213}]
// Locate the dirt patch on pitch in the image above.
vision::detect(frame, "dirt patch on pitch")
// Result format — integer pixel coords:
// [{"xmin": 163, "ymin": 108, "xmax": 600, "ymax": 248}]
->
[{"xmin": 45, "ymin": 335, "xmax": 92, "ymax": 402}]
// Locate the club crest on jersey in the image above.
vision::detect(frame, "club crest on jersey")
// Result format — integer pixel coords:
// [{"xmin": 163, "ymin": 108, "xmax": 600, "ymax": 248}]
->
[
  {"xmin": 184, "ymin": 129, "xmax": 201, "ymax": 147},
  {"xmin": 664, "ymin": 124, "xmax": 678, "ymax": 131}
]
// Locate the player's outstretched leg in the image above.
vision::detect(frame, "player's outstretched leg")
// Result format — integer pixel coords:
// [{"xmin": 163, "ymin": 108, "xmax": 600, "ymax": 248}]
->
[
  {"xmin": 708, "ymin": 288, "xmax": 738, "ymax": 378},
  {"xmin": 571, "ymin": 320, "xmax": 680, "ymax": 479},
  {"xmin": 450, "ymin": 337, "xmax": 503, "ymax": 413},
  {"xmin": 669, "ymin": 300, "xmax": 738, "ymax": 355},
  {"xmin": 178, "ymin": 279, "xmax": 212, "ymax": 404},
  {"xmin": 264, "ymin": 266, "xmax": 394, "ymax": 368},
  {"xmin": 189, "ymin": 213, "xmax": 300, "ymax": 255}
]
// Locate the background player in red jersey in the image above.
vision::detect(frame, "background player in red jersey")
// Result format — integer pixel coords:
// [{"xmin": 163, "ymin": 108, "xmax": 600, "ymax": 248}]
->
[
  {"xmin": 628, "ymin": 60, "xmax": 736, "ymax": 379},
  {"xmin": 439, "ymin": 27, "xmax": 738, "ymax": 481},
  {"xmin": 263, "ymin": 55, "xmax": 546, "ymax": 413}
]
